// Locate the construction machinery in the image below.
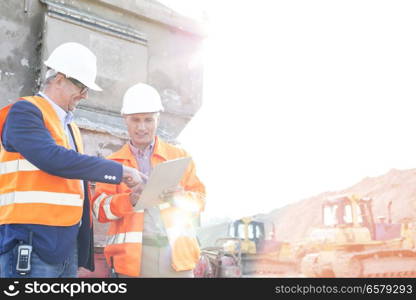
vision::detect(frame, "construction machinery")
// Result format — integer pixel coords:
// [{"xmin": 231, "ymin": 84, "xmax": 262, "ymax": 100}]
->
[
  {"xmin": 228, "ymin": 217, "xmax": 299, "ymax": 275},
  {"xmin": 299, "ymin": 194, "xmax": 416, "ymax": 277},
  {"xmin": 194, "ymin": 216, "xmax": 299, "ymax": 277},
  {"xmin": 193, "ymin": 238, "xmax": 243, "ymax": 278}
]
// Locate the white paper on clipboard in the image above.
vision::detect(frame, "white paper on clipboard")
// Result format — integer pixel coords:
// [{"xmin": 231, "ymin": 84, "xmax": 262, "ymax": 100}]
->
[{"xmin": 134, "ymin": 157, "xmax": 191, "ymax": 210}]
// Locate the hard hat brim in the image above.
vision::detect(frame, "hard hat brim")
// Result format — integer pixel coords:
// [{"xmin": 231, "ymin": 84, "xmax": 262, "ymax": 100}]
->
[
  {"xmin": 120, "ymin": 108, "xmax": 163, "ymax": 115},
  {"xmin": 85, "ymin": 81, "xmax": 103, "ymax": 92},
  {"xmin": 43, "ymin": 60, "xmax": 102, "ymax": 92}
]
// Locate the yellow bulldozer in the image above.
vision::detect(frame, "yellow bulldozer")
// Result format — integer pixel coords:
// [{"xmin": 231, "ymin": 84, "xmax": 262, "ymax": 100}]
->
[
  {"xmin": 194, "ymin": 216, "xmax": 299, "ymax": 277},
  {"xmin": 226, "ymin": 217, "xmax": 298, "ymax": 275},
  {"xmin": 299, "ymin": 194, "xmax": 416, "ymax": 277}
]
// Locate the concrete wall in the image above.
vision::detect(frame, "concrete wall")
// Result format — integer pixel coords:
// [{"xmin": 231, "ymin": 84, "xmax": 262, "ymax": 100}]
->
[
  {"xmin": 0, "ymin": 0, "xmax": 44, "ymax": 104},
  {"xmin": 0, "ymin": 0, "xmax": 205, "ymax": 155}
]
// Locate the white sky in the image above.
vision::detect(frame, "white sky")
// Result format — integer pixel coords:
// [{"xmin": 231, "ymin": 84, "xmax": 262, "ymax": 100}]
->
[{"xmin": 169, "ymin": 1, "xmax": 416, "ymax": 224}]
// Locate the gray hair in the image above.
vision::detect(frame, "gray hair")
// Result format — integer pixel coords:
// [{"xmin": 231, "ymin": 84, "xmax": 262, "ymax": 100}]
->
[{"xmin": 40, "ymin": 69, "xmax": 58, "ymax": 91}]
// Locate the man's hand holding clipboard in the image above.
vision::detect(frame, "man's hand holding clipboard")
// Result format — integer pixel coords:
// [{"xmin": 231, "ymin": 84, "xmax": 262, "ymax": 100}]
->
[{"xmin": 130, "ymin": 157, "xmax": 191, "ymax": 210}]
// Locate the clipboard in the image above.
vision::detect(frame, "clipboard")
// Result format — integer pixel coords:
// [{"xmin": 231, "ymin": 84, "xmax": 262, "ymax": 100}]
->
[{"xmin": 134, "ymin": 157, "xmax": 191, "ymax": 210}]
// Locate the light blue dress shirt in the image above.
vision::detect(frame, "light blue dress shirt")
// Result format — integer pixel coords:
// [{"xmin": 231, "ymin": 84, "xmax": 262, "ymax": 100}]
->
[{"xmin": 129, "ymin": 141, "xmax": 167, "ymax": 237}]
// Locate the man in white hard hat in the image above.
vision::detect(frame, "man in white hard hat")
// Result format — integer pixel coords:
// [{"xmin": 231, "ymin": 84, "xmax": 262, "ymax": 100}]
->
[
  {"xmin": 0, "ymin": 42, "xmax": 146, "ymax": 278},
  {"xmin": 93, "ymin": 83, "xmax": 206, "ymax": 277}
]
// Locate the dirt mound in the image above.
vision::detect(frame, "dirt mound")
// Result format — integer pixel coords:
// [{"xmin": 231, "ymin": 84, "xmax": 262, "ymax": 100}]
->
[{"xmin": 271, "ymin": 168, "xmax": 416, "ymax": 242}]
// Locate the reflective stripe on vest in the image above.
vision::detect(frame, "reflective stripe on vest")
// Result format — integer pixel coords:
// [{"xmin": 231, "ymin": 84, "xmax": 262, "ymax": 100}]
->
[
  {"xmin": 103, "ymin": 196, "xmax": 119, "ymax": 220},
  {"xmin": 92, "ymin": 192, "xmax": 120, "ymax": 221},
  {"xmin": 0, "ymin": 191, "xmax": 82, "ymax": 207},
  {"xmin": 0, "ymin": 96, "xmax": 84, "ymax": 226},
  {"xmin": 0, "ymin": 159, "xmax": 39, "ymax": 174},
  {"xmin": 106, "ymin": 231, "xmax": 143, "ymax": 245},
  {"xmin": 93, "ymin": 192, "xmax": 107, "ymax": 219}
]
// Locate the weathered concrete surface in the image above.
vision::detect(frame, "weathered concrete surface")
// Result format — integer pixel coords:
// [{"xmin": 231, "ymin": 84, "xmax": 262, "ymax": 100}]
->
[
  {"xmin": 93, "ymin": 0, "xmax": 207, "ymax": 37},
  {"xmin": 0, "ymin": 0, "xmax": 44, "ymax": 104}
]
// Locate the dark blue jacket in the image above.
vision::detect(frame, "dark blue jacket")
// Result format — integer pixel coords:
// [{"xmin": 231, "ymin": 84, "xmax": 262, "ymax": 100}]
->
[{"xmin": 0, "ymin": 99, "xmax": 123, "ymax": 270}]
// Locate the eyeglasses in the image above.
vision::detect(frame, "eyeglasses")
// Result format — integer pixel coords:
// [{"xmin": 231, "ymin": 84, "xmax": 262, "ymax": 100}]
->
[{"xmin": 65, "ymin": 76, "xmax": 89, "ymax": 94}]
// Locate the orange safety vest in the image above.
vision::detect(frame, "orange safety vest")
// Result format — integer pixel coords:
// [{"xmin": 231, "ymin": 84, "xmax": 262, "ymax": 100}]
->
[
  {"xmin": 93, "ymin": 138, "xmax": 206, "ymax": 277},
  {"xmin": 0, "ymin": 96, "xmax": 84, "ymax": 226}
]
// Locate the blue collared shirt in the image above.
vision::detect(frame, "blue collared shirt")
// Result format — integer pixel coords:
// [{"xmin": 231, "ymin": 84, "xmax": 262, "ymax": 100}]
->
[
  {"xmin": 38, "ymin": 92, "xmax": 76, "ymax": 150},
  {"xmin": 128, "ymin": 140, "xmax": 154, "ymax": 176}
]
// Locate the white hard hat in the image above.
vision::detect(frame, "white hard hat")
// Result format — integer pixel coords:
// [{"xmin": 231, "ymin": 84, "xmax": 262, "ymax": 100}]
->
[
  {"xmin": 44, "ymin": 42, "xmax": 102, "ymax": 91},
  {"xmin": 121, "ymin": 83, "xmax": 164, "ymax": 114}
]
